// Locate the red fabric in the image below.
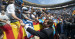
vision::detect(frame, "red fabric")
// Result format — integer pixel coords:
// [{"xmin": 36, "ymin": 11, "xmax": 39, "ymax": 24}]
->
[
  {"xmin": 24, "ymin": 36, "xmax": 29, "ymax": 39},
  {"xmin": 17, "ymin": 26, "xmax": 23, "ymax": 39},
  {"xmin": 30, "ymin": 35, "xmax": 34, "ymax": 38},
  {"xmin": 33, "ymin": 22, "xmax": 39, "ymax": 25},
  {"xmin": 0, "ymin": 24, "xmax": 15, "ymax": 39}
]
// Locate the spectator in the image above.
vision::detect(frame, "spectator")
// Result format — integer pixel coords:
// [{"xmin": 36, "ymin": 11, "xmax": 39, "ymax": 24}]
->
[
  {"xmin": 6, "ymin": 0, "xmax": 23, "ymax": 23},
  {"xmin": 31, "ymin": 9, "xmax": 39, "ymax": 21},
  {"xmin": 15, "ymin": 9, "xmax": 22, "ymax": 19},
  {"xmin": 36, "ymin": 10, "xmax": 42, "ymax": 17},
  {"xmin": 0, "ymin": 10, "xmax": 10, "ymax": 25},
  {"xmin": 22, "ymin": 7, "xmax": 35, "ymax": 22},
  {"xmin": 1, "ymin": 5, "xmax": 5, "ymax": 11},
  {"xmin": 2, "ymin": 0, "xmax": 8, "ymax": 5},
  {"xmin": 0, "ymin": 5, "xmax": 10, "ymax": 26}
]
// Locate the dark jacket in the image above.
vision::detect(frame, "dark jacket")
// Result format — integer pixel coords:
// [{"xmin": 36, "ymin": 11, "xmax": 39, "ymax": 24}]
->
[{"xmin": 27, "ymin": 27, "xmax": 54, "ymax": 39}]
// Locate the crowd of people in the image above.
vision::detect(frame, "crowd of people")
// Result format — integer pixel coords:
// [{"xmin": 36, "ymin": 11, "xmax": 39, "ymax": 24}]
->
[{"xmin": 0, "ymin": 0, "xmax": 75, "ymax": 39}]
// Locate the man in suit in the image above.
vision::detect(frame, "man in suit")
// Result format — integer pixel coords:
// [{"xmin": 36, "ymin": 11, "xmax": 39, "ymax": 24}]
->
[{"xmin": 24, "ymin": 19, "xmax": 54, "ymax": 39}]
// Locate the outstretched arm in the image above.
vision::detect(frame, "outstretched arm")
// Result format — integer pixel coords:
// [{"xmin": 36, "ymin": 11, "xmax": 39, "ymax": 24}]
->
[{"xmin": 25, "ymin": 25, "xmax": 46, "ymax": 38}]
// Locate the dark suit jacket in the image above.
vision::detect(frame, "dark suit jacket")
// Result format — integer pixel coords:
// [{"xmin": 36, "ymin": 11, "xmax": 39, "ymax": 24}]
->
[{"xmin": 27, "ymin": 27, "xmax": 54, "ymax": 39}]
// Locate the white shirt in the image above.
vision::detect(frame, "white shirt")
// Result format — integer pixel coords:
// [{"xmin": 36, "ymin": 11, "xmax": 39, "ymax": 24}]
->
[
  {"xmin": 0, "ymin": 13, "xmax": 9, "ymax": 20},
  {"xmin": 31, "ymin": 14, "xmax": 35, "ymax": 18},
  {"xmin": 0, "ymin": 13, "xmax": 9, "ymax": 25},
  {"xmin": 6, "ymin": 4, "xmax": 15, "ymax": 14},
  {"xmin": 33, "ymin": 12, "xmax": 36, "ymax": 15},
  {"xmin": 6, "ymin": 4, "xmax": 15, "ymax": 19},
  {"xmin": 51, "ymin": 16, "xmax": 54, "ymax": 19}
]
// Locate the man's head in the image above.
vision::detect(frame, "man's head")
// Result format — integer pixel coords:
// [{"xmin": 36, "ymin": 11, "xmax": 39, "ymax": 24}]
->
[
  {"xmin": 16, "ymin": 9, "xmax": 21, "ymax": 14},
  {"xmin": 1, "ymin": 10, "xmax": 5, "ymax": 15},
  {"xmin": 43, "ymin": 19, "xmax": 53, "ymax": 28},
  {"xmin": 1, "ymin": 5, "xmax": 5, "ymax": 10},
  {"xmin": 0, "ymin": 29, "xmax": 4, "ymax": 39},
  {"xmin": 22, "ymin": 7, "xmax": 30, "ymax": 14}
]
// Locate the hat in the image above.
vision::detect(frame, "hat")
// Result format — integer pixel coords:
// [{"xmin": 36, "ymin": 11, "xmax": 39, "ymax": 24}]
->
[{"xmin": 22, "ymin": 7, "xmax": 28, "ymax": 11}]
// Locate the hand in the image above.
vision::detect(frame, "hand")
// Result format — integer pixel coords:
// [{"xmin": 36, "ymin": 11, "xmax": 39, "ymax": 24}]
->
[
  {"xmin": 32, "ymin": 20, "xmax": 37, "ymax": 23},
  {"xmin": 37, "ymin": 20, "xmax": 39, "ymax": 22},
  {"xmin": 57, "ymin": 34, "xmax": 60, "ymax": 37},
  {"xmin": 32, "ymin": 20, "xmax": 35, "ymax": 22},
  {"xmin": 0, "ymin": 34, "xmax": 4, "ymax": 39},
  {"xmin": 6, "ymin": 21, "xmax": 10, "ymax": 25},
  {"xmin": 19, "ymin": 19, "xmax": 23, "ymax": 23},
  {"xmin": 20, "ymin": 23, "xmax": 25, "ymax": 27}
]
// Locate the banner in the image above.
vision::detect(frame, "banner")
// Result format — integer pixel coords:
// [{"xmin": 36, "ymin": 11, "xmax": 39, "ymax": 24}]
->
[
  {"xmin": 1, "ymin": 20, "xmax": 56, "ymax": 39},
  {"xmin": 0, "ymin": 21, "xmax": 27, "ymax": 39}
]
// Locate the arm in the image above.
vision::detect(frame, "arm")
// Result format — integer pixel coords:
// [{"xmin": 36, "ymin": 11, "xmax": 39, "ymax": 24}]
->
[
  {"xmin": 0, "ymin": 19, "xmax": 7, "ymax": 23},
  {"xmin": 31, "ymin": 14, "xmax": 39, "ymax": 21},
  {"xmin": 0, "ymin": 19, "xmax": 10, "ymax": 30},
  {"xmin": 11, "ymin": 13, "xmax": 23, "ymax": 23},
  {"xmin": 12, "ymin": 13, "xmax": 21, "ymax": 21},
  {"xmin": 27, "ymin": 28, "xmax": 46, "ymax": 38},
  {"xmin": 22, "ymin": 14, "xmax": 35, "ymax": 21},
  {"xmin": 32, "ymin": 17, "xmax": 39, "ymax": 21},
  {"xmin": 7, "ymin": 5, "xmax": 22, "ymax": 23},
  {"xmin": 25, "ymin": 17, "xmax": 33, "ymax": 21},
  {"xmin": 0, "ymin": 19, "xmax": 10, "ymax": 25},
  {"xmin": 25, "ymin": 25, "xmax": 46, "ymax": 38}
]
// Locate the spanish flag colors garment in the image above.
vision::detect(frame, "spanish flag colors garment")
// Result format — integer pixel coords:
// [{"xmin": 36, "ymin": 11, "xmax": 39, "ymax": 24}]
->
[{"xmin": 0, "ymin": 21, "xmax": 27, "ymax": 39}]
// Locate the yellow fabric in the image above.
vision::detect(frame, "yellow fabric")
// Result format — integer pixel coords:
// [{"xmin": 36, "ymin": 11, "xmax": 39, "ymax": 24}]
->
[
  {"xmin": 42, "ymin": 19, "xmax": 44, "ymax": 21},
  {"xmin": 22, "ymin": 27, "xmax": 27, "ymax": 39},
  {"xmin": 72, "ymin": 10, "xmax": 75, "ymax": 15},
  {"xmin": 10, "ymin": 21, "xmax": 21, "ymax": 39},
  {"xmin": 58, "ymin": 20, "xmax": 59, "ymax": 23},
  {"xmin": 3, "ymin": 31, "xmax": 7, "ymax": 39},
  {"xmin": 54, "ymin": 23, "xmax": 57, "ymax": 27},
  {"xmin": 3, "ymin": 21, "xmax": 27, "ymax": 39},
  {"xmin": 33, "ymin": 24, "xmax": 43, "ymax": 31}
]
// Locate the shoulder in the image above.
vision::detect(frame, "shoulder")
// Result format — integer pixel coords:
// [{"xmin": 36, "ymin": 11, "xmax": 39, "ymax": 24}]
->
[
  {"xmin": 6, "ymin": 4, "xmax": 15, "ymax": 14},
  {"xmin": 8, "ymin": 4, "xmax": 14, "ymax": 7},
  {"xmin": 22, "ymin": 14, "xmax": 27, "ymax": 17},
  {"xmin": 7, "ymin": 4, "xmax": 15, "ymax": 9},
  {"xmin": 40, "ymin": 29, "xmax": 46, "ymax": 33}
]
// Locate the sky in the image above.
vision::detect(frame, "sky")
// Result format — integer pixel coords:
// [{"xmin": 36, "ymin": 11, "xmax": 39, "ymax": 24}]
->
[{"xmin": 26, "ymin": 0, "xmax": 72, "ymax": 5}]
